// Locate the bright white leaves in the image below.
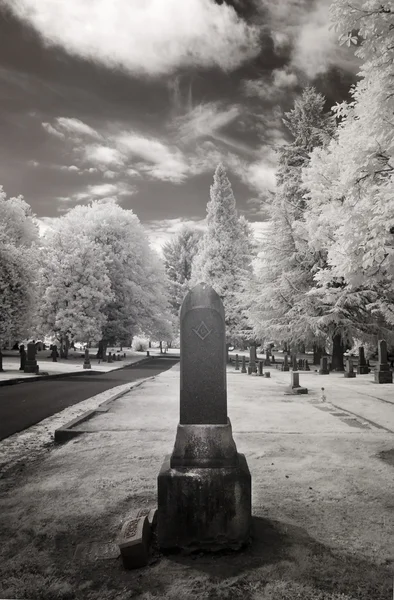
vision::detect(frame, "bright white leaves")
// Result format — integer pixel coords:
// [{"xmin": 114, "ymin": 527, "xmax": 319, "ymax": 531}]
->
[
  {"xmin": 0, "ymin": 188, "xmax": 39, "ymax": 343},
  {"xmin": 38, "ymin": 199, "xmax": 172, "ymax": 343}
]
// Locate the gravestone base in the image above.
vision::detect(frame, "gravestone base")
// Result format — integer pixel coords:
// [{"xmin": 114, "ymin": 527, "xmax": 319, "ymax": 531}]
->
[
  {"xmin": 24, "ymin": 361, "xmax": 39, "ymax": 374},
  {"xmin": 157, "ymin": 453, "xmax": 251, "ymax": 552},
  {"xmin": 170, "ymin": 420, "xmax": 238, "ymax": 468},
  {"xmin": 374, "ymin": 370, "xmax": 393, "ymax": 384},
  {"xmin": 344, "ymin": 372, "xmax": 356, "ymax": 378},
  {"xmin": 357, "ymin": 366, "xmax": 369, "ymax": 374},
  {"xmin": 318, "ymin": 368, "xmax": 329, "ymax": 375},
  {"xmin": 285, "ymin": 386, "xmax": 308, "ymax": 395}
]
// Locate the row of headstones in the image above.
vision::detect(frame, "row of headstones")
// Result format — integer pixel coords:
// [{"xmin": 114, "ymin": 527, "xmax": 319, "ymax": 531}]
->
[
  {"xmin": 234, "ymin": 340, "xmax": 392, "ymax": 385},
  {"xmin": 0, "ymin": 343, "xmax": 126, "ymax": 374}
]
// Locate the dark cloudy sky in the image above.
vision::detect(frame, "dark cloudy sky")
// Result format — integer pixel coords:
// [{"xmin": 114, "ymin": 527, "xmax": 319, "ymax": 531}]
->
[{"xmin": 0, "ymin": 0, "xmax": 358, "ymax": 248}]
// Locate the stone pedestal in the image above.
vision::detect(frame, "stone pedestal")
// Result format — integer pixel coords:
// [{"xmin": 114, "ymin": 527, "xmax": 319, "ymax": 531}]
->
[
  {"xmin": 24, "ymin": 342, "xmax": 39, "ymax": 374},
  {"xmin": 157, "ymin": 283, "xmax": 252, "ymax": 552},
  {"xmin": 158, "ymin": 453, "xmax": 251, "ymax": 552},
  {"xmin": 374, "ymin": 340, "xmax": 393, "ymax": 384},
  {"xmin": 374, "ymin": 368, "xmax": 393, "ymax": 384},
  {"xmin": 319, "ymin": 356, "xmax": 329, "ymax": 375},
  {"xmin": 344, "ymin": 358, "xmax": 356, "ymax": 378}
]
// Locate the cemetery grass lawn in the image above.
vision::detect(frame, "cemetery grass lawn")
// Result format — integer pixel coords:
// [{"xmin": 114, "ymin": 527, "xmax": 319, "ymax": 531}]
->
[{"xmin": 0, "ymin": 366, "xmax": 393, "ymax": 600}]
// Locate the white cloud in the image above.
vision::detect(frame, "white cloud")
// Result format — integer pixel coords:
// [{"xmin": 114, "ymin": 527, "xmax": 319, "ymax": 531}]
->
[
  {"xmin": 103, "ymin": 170, "xmax": 117, "ymax": 179},
  {"xmin": 5, "ymin": 0, "xmax": 260, "ymax": 76},
  {"xmin": 257, "ymin": 0, "xmax": 359, "ymax": 78},
  {"xmin": 55, "ymin": 117, "xmax": 101, "ymax": 139},
  {"xmin": 116, "ymin": 132, "xmax": 188, "ymax": 182},
  {"xmin": 60, "ymin": 164, "xmax": 80, "ymax": 172},
  {"xmin": 42, "ymin": 122, "xmax": 65, "ymax": 139},
  {"xmin": 27, "ymin": 160, "xmax": 40, "ymax": 167},
  {"xmin": 175, "ymin": 102, "xmax": 240, "ymax": 142},
  {"xmin": 87, "ymin": 183, "xmax": 120, "ymax": 197},
  {"xmin": 272, "ymin": 69, "xmax": 298, "ymax": 88},
  {"xmin": 84, "ymin": 144, "xmax": 124, "ymax": 166}
]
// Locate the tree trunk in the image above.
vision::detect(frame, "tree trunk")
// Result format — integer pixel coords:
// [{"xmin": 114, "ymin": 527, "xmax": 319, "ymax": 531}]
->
[
  {"xmin": 149, "ymin": 341, "xmax": 152, "ymax": 348},
  {"xmin": 331, "ymin": 333, "xmax": 345, "ymax": 371},
  {"xmin": 97, "ymin": 339, "xmax": 107, "ymax": 361},
  {"xmin": 159, "ymin": 341, "xmax": 163, "ymax": 353},
  {"xmin": 313, "ymin": 343, "xmax": 325, "ymax": 365},
  {"xmin": 283, "ymin": 341, "xmax": 288, "ymax": 353}
]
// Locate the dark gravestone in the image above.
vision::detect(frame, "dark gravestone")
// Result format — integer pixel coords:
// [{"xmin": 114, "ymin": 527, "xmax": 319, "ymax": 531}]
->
[
  {"xmin": 357, "ymin": 346, "xmax": 369, "ymax": 374},
  {"xmin": 344, "ymin": 357, "xmax": 356, "ymax": 378},
  {"xmin": 51, "ymin": 345, "xmax": 58, "ymax": 362},
  {"xmin": 249, "ymin": 345, "xmax": 257, "ymax": 373},
  {"xmin": 283, "ymin": 353, "xmax": 289, "ymax": 372},
  {"xmin": 258, "ymin": 360, "xmax": 263, "ymax": 376},
  {"xmin": 24, "ymin": 342, "xmax": 39, "ymax": 374},
  {"xmin": 157, "ymin": 283, "xmax": 251, "ymax": 552},
  {"xmin": 235, "ymin": 354, "xmax": 239, "ymax": 371},
  {"xmin": 19, "ymin": 344, "xmax": 26, "ymax": 371},
  {"xmin": 83, "ymin": 348, "xmax": 91, "ymax": 370},
  {"xmin": 374, "ymin": 340, "xmax": 393, "ymax": 384},
  {"xmin": 305, "ymin": 359, "xmax": 310, "ymax": 371},
  {"xmin": 241, "ymin": 355, "xmax": 247, "ymax": 373},
  {"xmin": 108, "ymin": 352, "xmax": 113, "ymax": 363},
  {"xmin": 319, "ymin": 356, "xmax": 329, "ymax": 375},
  {"xmin": 264, "ymin": 350, "xmax": 271, "ymax": 366}
]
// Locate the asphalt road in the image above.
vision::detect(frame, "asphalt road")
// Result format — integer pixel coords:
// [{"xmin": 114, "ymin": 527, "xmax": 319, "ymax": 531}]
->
[{"xmin": 0, "ymin": 357, "xmax": 179, "ymax": 441}]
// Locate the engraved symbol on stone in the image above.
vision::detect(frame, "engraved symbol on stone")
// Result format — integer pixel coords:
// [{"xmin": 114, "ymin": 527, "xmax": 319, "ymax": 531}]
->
[{"xmin": 192, "ymin": 321, "xmax": 212, "ymax": 341}]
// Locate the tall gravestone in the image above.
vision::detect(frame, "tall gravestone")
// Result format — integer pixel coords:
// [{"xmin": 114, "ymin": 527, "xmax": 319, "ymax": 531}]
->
[
  {"xmin": 357, "ymin": 346, "xmax": 369, "ymax": 374},
  {"xmin": 157, "ymin": 283, "xmax": 251, "ymax": 551},
  {"xmin": 249, "ymin": 345, "xmax": 257, "ymax": 374},
  {"xmin": 374, "ymin": 340, "xmax": 393, "ymax": 384},
  {"xmin": 319, "ymin": 356, "xmax": 329, "ymax": 375},
  {"xmin": 24, "ymin": 342, "xmax": 39, "ymax": 374},
  {"xmin": 344, "ymin": 357, "xmax": 356, "ymax": 378},
  {"xmin": 283, "ymin": 353, "xmax": 289, "ymax": 372}
]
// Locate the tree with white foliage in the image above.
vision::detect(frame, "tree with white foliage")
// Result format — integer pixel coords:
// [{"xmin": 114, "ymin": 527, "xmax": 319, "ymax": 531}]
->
[
  {"xmin": 302, "ymin": 1, "xmax": 394, "ymax": 355},
  {"xmin": 0, "ymin": 188, "xmax": 39, "ymax": 348},
  {"xmin": 191, "ymin": 163, "xmax": 254, "ymax": 345},
  {"xmin": 37, "ymin": 230, "xmax": 113, "ymax": 347},
  {"xmin": 162, "ymin": 225, "xmax": 202, "ymax": 315},
  {"xmin": 38, "ymin": 199, "xmax": 172, "ymax": 354},
  {"xmin": 249, "ymin": 88, "xmax": 336, "ymax": 362}
]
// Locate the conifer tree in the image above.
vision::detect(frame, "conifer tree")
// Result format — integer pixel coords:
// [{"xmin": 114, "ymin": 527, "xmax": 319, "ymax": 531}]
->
[
  {"xmin": 191, "ymin": 163, "xmax": 254, "ymax": 344},
  {"xmin": 249, "ymin": 88, "xmax": 336, "ymax": 362}
]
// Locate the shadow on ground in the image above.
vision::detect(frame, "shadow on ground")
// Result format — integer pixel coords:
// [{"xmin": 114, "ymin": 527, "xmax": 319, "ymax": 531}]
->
[{"xmin": 1, "ymin": 503, "xmax": 392, "ymax": 600}]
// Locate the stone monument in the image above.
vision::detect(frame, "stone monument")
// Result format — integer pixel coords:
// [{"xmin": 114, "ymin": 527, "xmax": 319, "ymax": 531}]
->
[
  {"xmin": 283, "ymin": 354, "xmax": 289, "ymax": 372},
  {"xmin": 241, "ymin": 355, "xmax": 247, "ymax": 373},
  {"xmin": 249, "ymin": 345, "xmax": 257, "ymax": 374},
  {"xmin": 357, "ymin": 346, "xmax": 369, "ymax": 374},
  {"xmin": 374, "ymin": 340, "xmax": 393, "ymax": 384},
  {"xmin": 319, "ymin": 356, "xmax": 329, "ymax": 375},
  {"xmin": 24, "ymin": 342, "xmax": 39, "ymax": 374},
  {"xmin": 83, "ymin": 348, "xmax": 91, "ymax": 370},
  {"xmin": 344, "ymin": 357, "xmax": 356, "ymax": 378},
  {"xmin": 157, "ymin": 283, "xmax": 252, "ymax": 552},
  {"xmin": 19, "ymin": 344, "xmax": 26, "ymax": 371}
]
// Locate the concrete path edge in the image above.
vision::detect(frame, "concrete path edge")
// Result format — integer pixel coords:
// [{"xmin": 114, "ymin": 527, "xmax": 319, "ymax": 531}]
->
[{"xmin": 54, "ymin": 375, "xmax": 155, "ymax": 443}]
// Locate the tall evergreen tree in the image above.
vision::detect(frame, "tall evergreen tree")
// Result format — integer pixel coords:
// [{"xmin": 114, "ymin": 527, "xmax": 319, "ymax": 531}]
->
[
  {"xmin": 302, "ymin": 1, "xmax": 394, "ymax": 357},
  {"xmin": 191, "ymin": 163, "xmax": 254, "ymax": 344},
  {"xmin": 249, "ymin": 88, "xmax": 337, "ymax": 362}
]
